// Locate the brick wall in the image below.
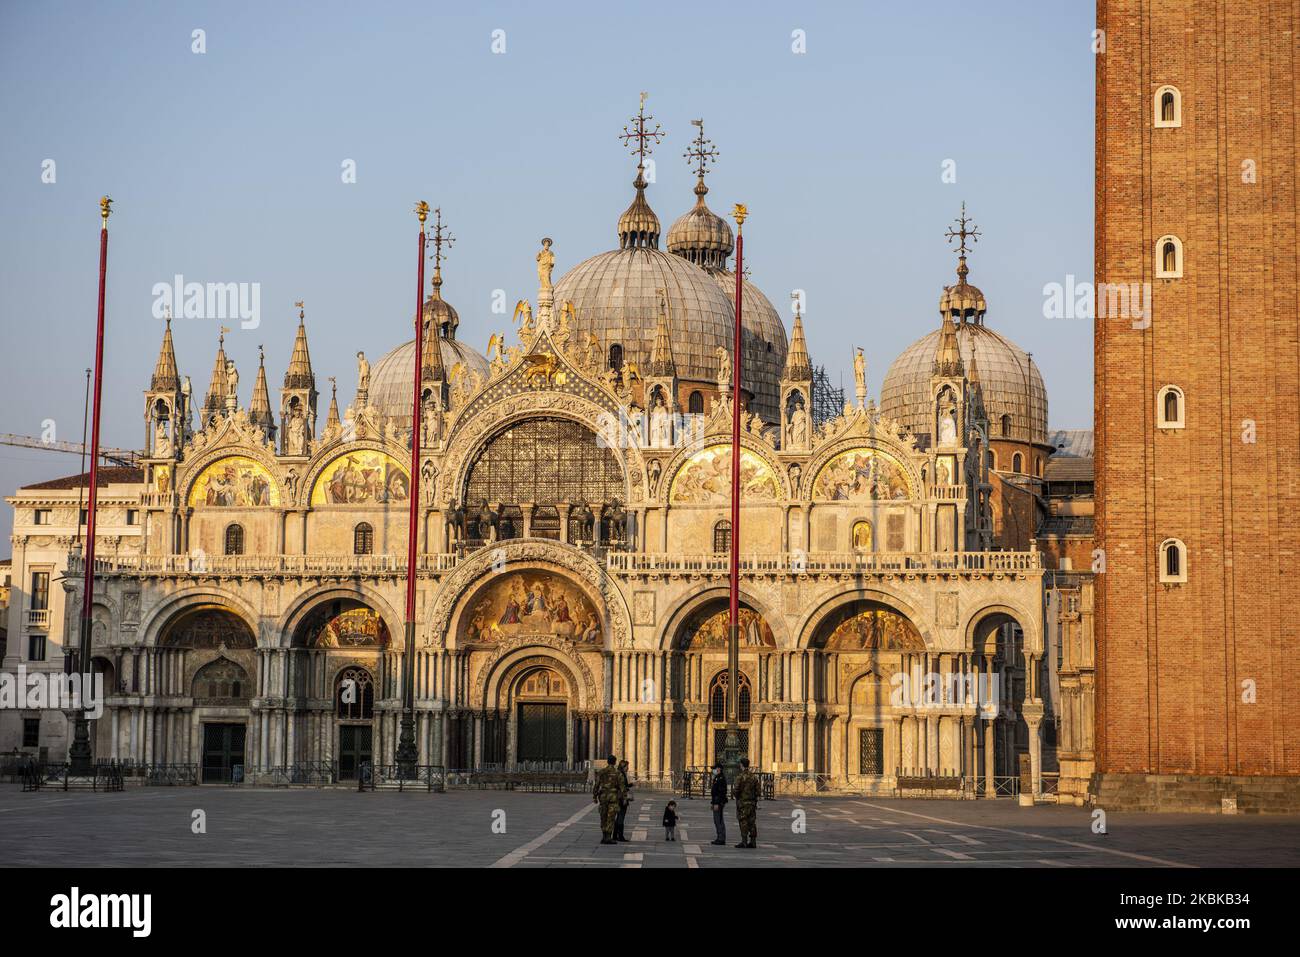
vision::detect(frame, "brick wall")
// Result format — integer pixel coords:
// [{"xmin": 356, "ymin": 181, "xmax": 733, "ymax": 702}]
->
[{"xmin": 1095, "ymin": 0, "xmax": 1300, "ymax": 776}]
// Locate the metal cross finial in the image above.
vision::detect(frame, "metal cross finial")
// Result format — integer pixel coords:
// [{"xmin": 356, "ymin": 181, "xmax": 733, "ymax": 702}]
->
[
  {"xmin": 684, "ymin": 118, "xmax": 719, "ymax": 179},
  {"xmin": 295, "ymin": 300, "xmax": 305, "ymax": 321},
  {"xmin": 945, "ymin": 202, "xmax": 981, "ymax": 258},
  {"xmin": 428, "ymin": 207, "xmax": 455, "ymax": 275},
  {"xmin": 620, "ymin": 92, "xmax": 663, "ymax": 168}
]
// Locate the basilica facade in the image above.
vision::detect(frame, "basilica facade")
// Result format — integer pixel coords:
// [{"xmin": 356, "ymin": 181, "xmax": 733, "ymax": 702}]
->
[{"xmin": 5, "ymin": 122, "xmax": 1069, "ymax": 799}]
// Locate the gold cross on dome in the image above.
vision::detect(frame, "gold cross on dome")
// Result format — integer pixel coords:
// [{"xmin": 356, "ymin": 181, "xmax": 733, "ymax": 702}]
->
[
  {"xmin": 428, "ymin": 207, "xmax": 455, "ymax": 274},
  {"xmin": 684, "ymin": 118, "xmax": 719, "ymax": 179},
  {"xmin": 620, "ymin": 92, "xmax": 663, "ymax": 167},
  {"xmin": 945, "ymin": 202, "xmax": 981, "ymax": 257}
]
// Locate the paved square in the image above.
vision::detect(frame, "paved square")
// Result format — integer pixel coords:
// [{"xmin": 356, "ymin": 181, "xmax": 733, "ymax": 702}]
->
[{"xmin": 3, "ymin": 785, "xmax": 1299, "ymax": 867}]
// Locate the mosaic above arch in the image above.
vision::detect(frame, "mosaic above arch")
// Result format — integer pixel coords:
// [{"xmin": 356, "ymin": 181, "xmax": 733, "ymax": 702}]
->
[
  {"xmin": 812, "ymin": 447, "xmax": 912, "ymax": 502},
  {"xmin": 188, "ymin": 456, "xmax": 279, "ymax": 507},
  {"xmin": 301, "ymin": 605, "xmax": 390, "ymax": 649},
  {"xmin": 311, "ymin": 450, "xmax": 409, "ymax": 505},
  {"xmin": 670, "ymin": 445, "xmax": 779, "ymax": 504},
  {"xmin": 461, "ymin": 571, "xmax": 602, "ymax": 647},
  {"xmin": 681, "ymin": 606, "xmax": 776, "ymax": 650},
  {"xmin": 823, "ymin": 606, "xmax": 923, "ymax": 652}
]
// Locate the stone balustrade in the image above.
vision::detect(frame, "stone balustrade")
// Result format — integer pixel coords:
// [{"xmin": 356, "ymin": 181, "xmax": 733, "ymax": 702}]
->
[{"xmin": 605, "ymin": 549, "xmax": 1042, "ymax": 577}]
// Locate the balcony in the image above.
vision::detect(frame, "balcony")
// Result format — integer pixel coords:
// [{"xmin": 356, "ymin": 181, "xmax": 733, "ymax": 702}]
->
[
  {"xmin": 26, "ymin": 608, "xmax": 50, "ymax": 630},
  {"xmin": 605, "ymin": 550, "xmax": 1042, "ymax": 579},
  {"xmin": 66, "ymin": 553, "xmax": 462, "ymax": 579}
]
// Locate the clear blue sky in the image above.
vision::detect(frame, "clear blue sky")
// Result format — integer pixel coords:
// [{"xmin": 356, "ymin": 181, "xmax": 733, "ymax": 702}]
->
[{"xmin": 0, "ymin": 0, "xmax": 1094, "ymax": 544}]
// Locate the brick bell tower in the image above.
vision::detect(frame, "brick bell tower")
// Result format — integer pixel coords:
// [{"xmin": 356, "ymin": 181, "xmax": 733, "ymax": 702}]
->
[{"xmin": 1094, "ymin": 0, "xmax": 1300, "ymax": 810}]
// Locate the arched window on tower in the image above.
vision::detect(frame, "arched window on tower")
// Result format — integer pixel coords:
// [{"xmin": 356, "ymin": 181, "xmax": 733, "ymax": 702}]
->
[
  {"xmin": 224, "ymin": 524, "xmax": 244, "ymax": 556},
  {"xmin": 1012, "ymin": 452, "xmax": 1023, "ymax": 474},
  {"xmin": 1157, "ymin": 385, "xmax": 1185, "ymax": 429},
  {"xmin": 1156, "ymin": 235, "xmax": 1183, "ymax": 279},
  {"xmin": 608, "ymin": 343, "xmax": 623, "ymax": 372},
  {"xmin": 1154, "ymin": 85, "xmax": 1182, "ymax": 128},
  {"xmin": 688, "ymin": 390, "xmax": 704, "ymax": 414},
  {"xmin": 353, "ymin": 522, "xmax": 374, "ymax": 555},
  {"xmin": 713, "ymin": 520, "xmax": 731, "ymax": 554},
  {"xmin": 1159, "ymin": 538, "xmax": 1187, "ymax": 584}
]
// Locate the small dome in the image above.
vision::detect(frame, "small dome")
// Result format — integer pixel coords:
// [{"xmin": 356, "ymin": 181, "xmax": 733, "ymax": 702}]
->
[
  {"xmin": 617, "ymin": 169, "xmax": 660, "ymax": 250},
  {"xmin": 369, "ymin": 335, "xmax": 489, "ymax": 426},
  {"xmin": 667, "ymin": 180, "xmax": 734, "ymax": 269},
  {"xmin": 423, "ymin": 286, "xmax": 459, "ymax": 337},
  {"xmin": 880, "ymin": 321, "xmax": 1048, "ymax": 446}
]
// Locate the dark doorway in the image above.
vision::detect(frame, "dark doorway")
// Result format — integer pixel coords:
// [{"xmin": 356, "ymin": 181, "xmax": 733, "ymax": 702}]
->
[
  {"xmin": 517, "ymin": 702, "xmax": 566, "ymax": 763},
  {"xmin": 201, "ymin": 722, "xmax": 246, "ymax": 783},
  {"xmin": 859, "ymin": 727, "xmax": 884, "ymax": 775},
  {"xmin": 338, "ymin": 724, "xmax": 373, "ymax": 781}
]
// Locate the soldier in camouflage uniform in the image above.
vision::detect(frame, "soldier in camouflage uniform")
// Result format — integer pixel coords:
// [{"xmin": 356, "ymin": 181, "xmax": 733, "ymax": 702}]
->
[
  {"xmin": 733, "ymin": 757, "xmax": 760, "ymax": 848},
  {"xmin": 593, "ymin": 754, "xmax": 626, "ymax": 845}
]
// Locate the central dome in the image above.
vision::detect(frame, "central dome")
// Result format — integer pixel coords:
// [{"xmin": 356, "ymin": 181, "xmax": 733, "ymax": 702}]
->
[{"xmin": 554, "ymin": 245, "xmax": 738, "ymax": 391}]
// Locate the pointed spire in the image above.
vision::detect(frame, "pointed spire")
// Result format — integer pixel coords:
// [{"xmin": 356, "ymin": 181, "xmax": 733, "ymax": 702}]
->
[
  {"xmin": 782, "ymin": 299, "xmax": 812, "ymax": 381},
  {"xmin": 648, "ymin": 289, "xmax": 677, "ymax": 378},
  {"xmin": 933, "ymin": 310, "xmax": 965, "ymax": 377},
  {"xmin": 284, "ymin": 302, "xmax": 315, "ymax": 390},
  {"xmin": 326, "ymin": 377, "xmax": 340, "ymax": 430},
  {"xmin": 249, "ymin": 345, "xmax": 274, "ymax": 433},
  {"xmin": 151, "ymin": 315, "xmax": 180, "ymax": 391},
  {"xmin": 421, "ymin": 300, "xmax": 445, "ymax": 382},
  {"xmin": 202, "ymin": 328, "xmax": 230, "ymax": 421}
]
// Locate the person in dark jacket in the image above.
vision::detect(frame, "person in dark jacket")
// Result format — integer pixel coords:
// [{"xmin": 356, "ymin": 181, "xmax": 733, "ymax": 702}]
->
[
  {"xmin": 663, "ymin": 800, "xmax": 679, "ymax": 841},
  {"xmin": 709, "ymin": 761, "xmax": 728, "ymax": 845},
  {"xmin": 614, "ymin": 759, "xmax": 632, "ymax": 842}
]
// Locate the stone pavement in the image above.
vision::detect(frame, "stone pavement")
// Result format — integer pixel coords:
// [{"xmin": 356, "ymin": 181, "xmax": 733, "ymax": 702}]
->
[{"xmin": 2, "ymin": 784, "xmax": 1298, "ymax": 868}]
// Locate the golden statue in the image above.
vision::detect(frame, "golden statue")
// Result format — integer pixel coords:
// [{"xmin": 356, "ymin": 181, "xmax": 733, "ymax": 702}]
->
[{"xmin": 536, "ymin": 238, "xmax": 555, "ymax": 293}]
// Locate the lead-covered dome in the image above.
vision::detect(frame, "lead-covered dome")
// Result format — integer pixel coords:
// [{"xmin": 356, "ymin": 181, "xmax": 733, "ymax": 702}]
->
[
  {"xmin": 369, "ymin": 286, "xmax": 489, "ymax": 426},
  {"xmin": 880, "ymin": 321, "xmax": 1048, "ymax": 446}
]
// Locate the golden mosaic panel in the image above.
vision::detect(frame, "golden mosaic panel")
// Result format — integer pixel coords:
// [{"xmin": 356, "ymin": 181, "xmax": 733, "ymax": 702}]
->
[
  {"xmin": 311, "ymin": 451, "xmax": 409, "ymax": 505},
  {"xmin": 824, "ymin": 607, "xmax": 923, "ymax": 652},
  {"xmin": 461, "ymin": 571, "xmax": 602, "ymax": 645},
  {"xmin": 812, "ymin": 448, "xmax": 912, "ymax": 502},
  {"xmin": 187, "ymin": 456, "xmax": 278, "ymax": 507},
  {"xmin": 669, "ymin": 445, "xmax": 779, "ymax": 504}
]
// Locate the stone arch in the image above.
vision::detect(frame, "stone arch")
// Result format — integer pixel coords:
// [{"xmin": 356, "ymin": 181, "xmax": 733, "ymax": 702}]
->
[
  {"xmin": 657, "ymin": 585, "xmax": 789, "ymax": 651},
  {"xmin": 795, "ymin": 588, "xmax": 932, "ymax": 651},
  {"xmin": 474, "ymin": 641, "xmax": 596, "ymax": 712},
  {"xmin": 300, "ymin": 439, "xmax": 412, "ymax": 507},
  {"xmin": 658, "ymin": 434, "xmax": 787, "ymax": 506},
  {"xmin": 440, "ymin": 392, "xmax": 644, "ymax": 509},
  {"xmin": 433, "ymin": 539, "xmax": 632, "ymax": 649},
  {"xmin": 139, "ymin": 587, "xmax": 261, "ymax": 648},
  {"xmin": 179, "ymin": 445, "xmax": 281, "ymax": 508},
  {"xmin": 803, "ymin": 438, "xmax": 922, "ymax": 503},
  {"xmin": 278, "ymin": 584, "xmax": 403, "ymax": 650},
  {"xmin": 964, "ymin": 602, "xmax": 1041, "ymax": 656}
]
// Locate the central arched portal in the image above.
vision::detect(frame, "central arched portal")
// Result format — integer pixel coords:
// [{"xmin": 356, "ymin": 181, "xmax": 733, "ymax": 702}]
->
[{"xmin": 513, "ymin": 667, "xmax": 570, "ymax": 765}]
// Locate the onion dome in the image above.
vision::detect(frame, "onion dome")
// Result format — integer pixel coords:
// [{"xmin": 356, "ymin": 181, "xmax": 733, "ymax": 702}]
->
[
  {"xmin": 618, "ymin": 167, "xmax": 661, "ymax": 249},
  {"xmin": 667, "ymin": 177, "xmax": 734, "ymax": 269},
  {"xmin": 939, "ymin": 255, "xmax": 988, "ymax": 321}
]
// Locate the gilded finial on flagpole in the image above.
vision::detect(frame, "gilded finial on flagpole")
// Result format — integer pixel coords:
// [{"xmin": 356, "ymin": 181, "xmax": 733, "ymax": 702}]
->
[
  {"xmin": 99, "ymin": 196, "xmax": 113, "ymax": 227},
  {"xmin": 415, "ymin": 200, "xmax": 430, "ymax": 227},
  {"xmin": 732, "ymin": 203, "xmax": 748, "ymax": 232}
]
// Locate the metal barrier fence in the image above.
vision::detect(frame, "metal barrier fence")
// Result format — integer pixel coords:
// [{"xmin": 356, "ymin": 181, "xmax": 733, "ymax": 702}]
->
[
  {"xmin": 358, "ymin": 764, "xmax": 446, "ymax": 792},
  {"xmin": 677, "ymin": 767, "xmax": 775, "ymax": 800},
  {"xmin": 21, "ymin": 762, "xmax": 124, "ymax": 792},
  {"xmin": 264, "ymin": 762, "xmax": 338, "ymax": 787},
  {"xmin": 443, "ymin": 768, "xmax": 589, "ymax": 792}
]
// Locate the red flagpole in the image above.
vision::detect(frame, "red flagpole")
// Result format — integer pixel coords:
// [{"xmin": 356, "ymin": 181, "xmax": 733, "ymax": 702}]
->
[
  {"xmin": 70, "ymin": 196, "xmax": 112, "ymax": 772},
  {"xmin": 396, "ymin": 201, "xmax": 429, "ymax": 775},
  {"xmin": 723, "ymin": 203, "xmax": 748, "ymax": 778}
]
